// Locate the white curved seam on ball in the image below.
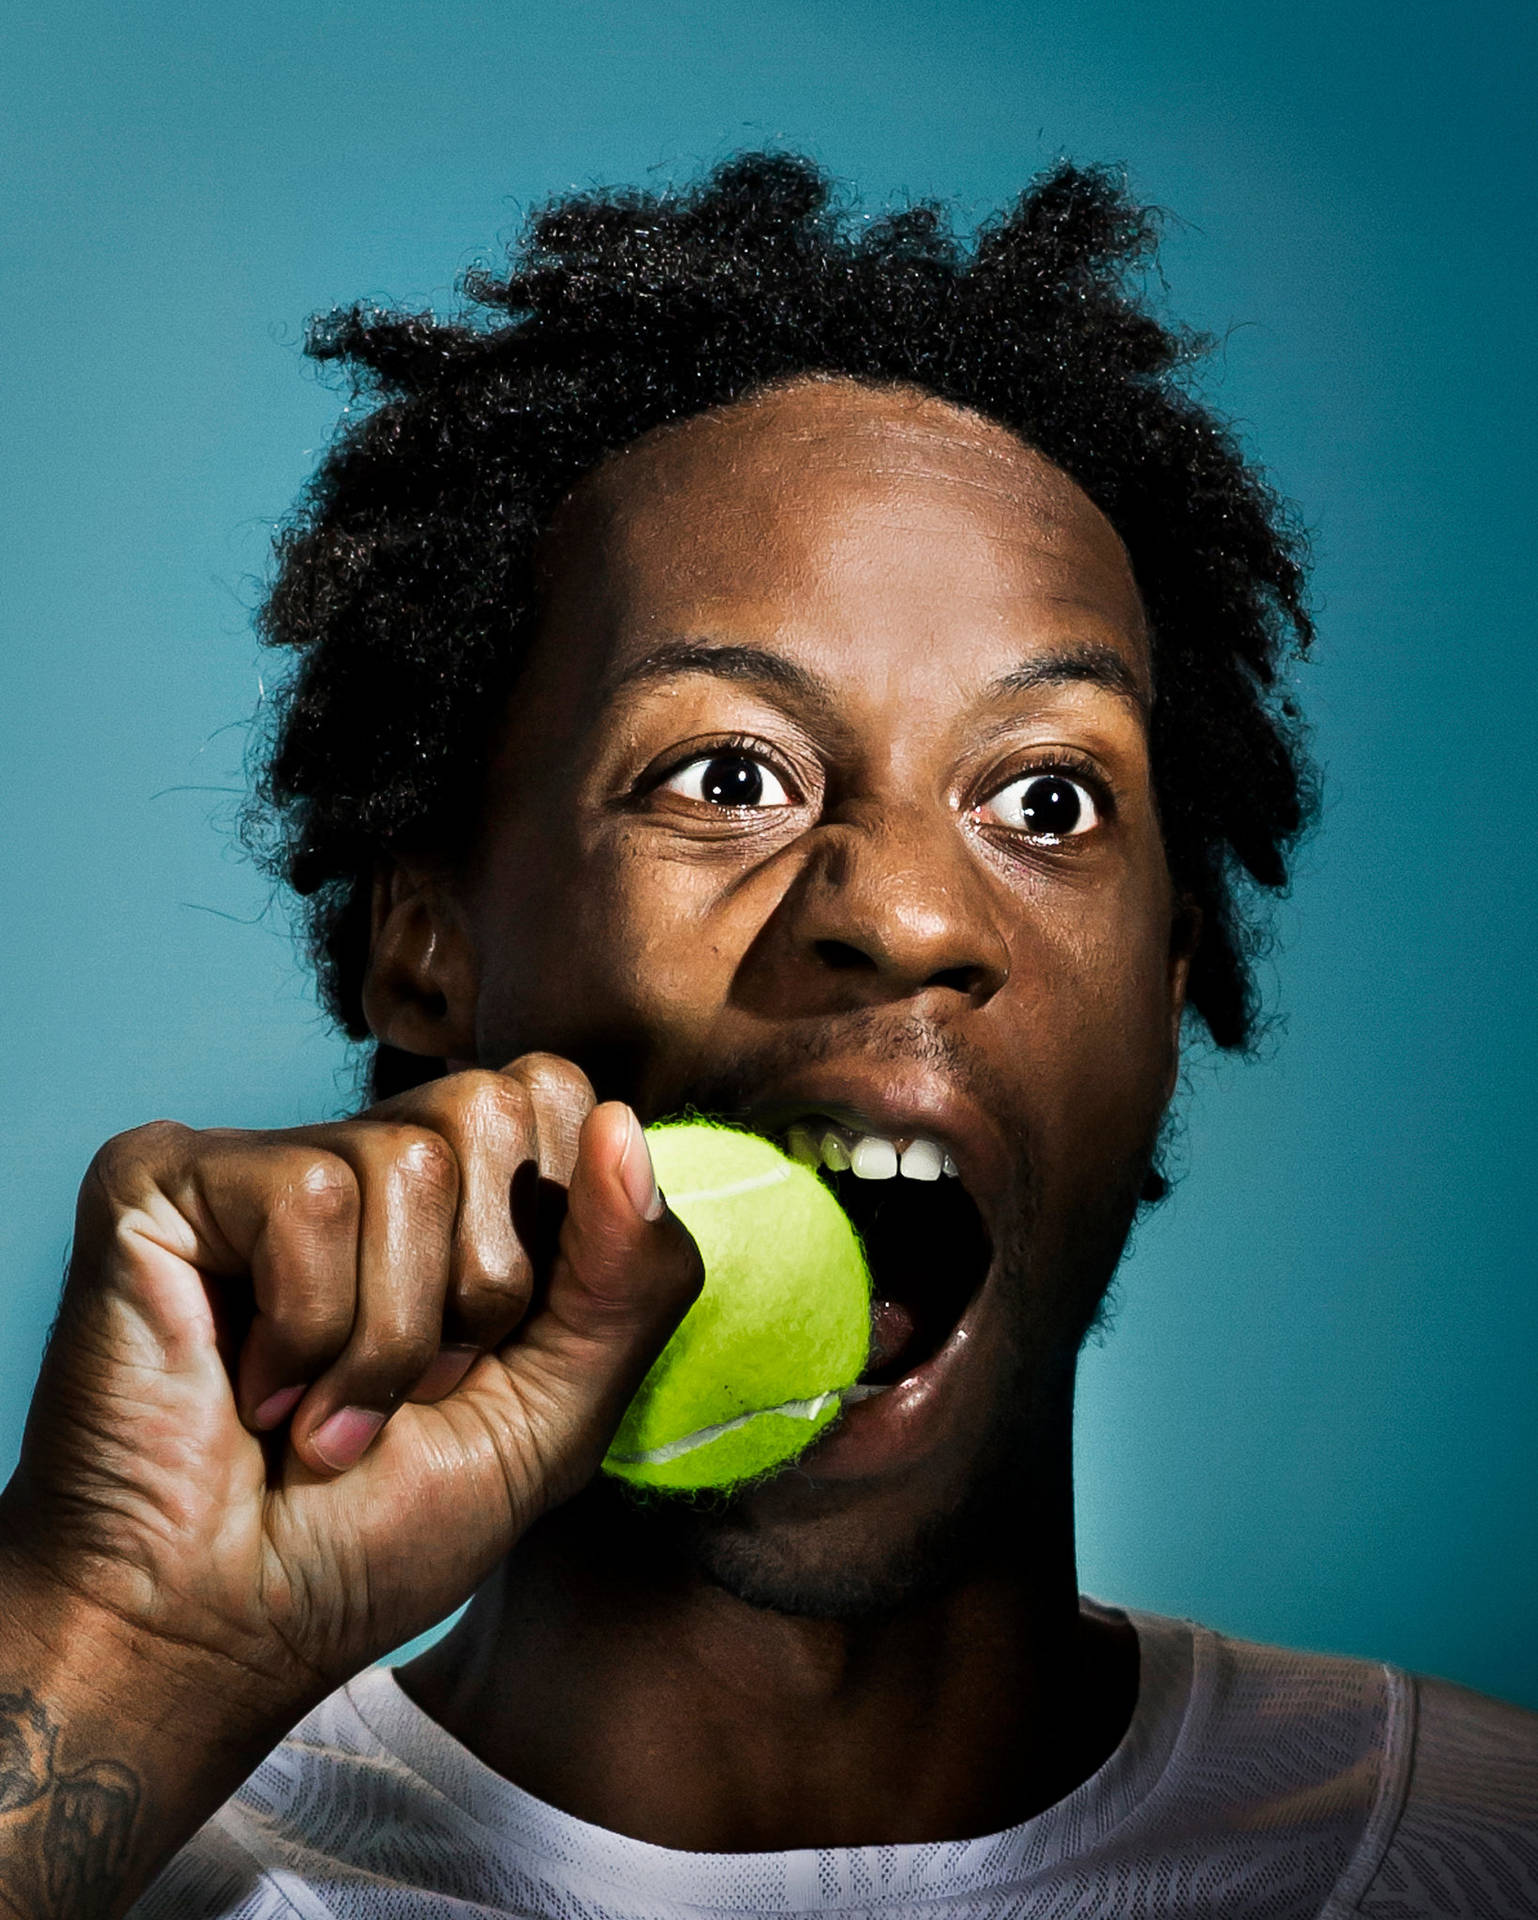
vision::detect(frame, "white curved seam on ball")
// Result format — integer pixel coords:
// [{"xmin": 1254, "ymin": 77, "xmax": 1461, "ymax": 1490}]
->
[
  {"xmin": 608, "ymin": 1388, "xmax": 843, "ymax": 1465},
  {"xmin": 664, "ymin": 1166, "xmax": 795, "ymax": 1206}
]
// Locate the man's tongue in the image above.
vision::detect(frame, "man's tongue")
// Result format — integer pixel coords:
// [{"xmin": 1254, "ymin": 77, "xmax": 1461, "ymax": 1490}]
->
[{"xmin": 865, "ymin": 1296, "xmax": 919, "ymax": 1380}]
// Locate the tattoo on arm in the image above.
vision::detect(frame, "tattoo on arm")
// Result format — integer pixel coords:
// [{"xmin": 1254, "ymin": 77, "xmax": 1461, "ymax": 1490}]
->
[
  {"xmin": 44, "ymin": 1764, "xmax": 140, "ymax": 1913},
  {"xmin": 0, "ymin": 1690, "xmax": 140, "ymax": 1919}
]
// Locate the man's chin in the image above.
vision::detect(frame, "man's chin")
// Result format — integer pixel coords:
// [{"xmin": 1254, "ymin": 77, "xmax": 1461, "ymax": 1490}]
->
[
  {"xmin": 577, "ymin": 1409, "xmax": 1040, "ymax": 1624},
  {"xmin": 682, "ymin": 1490, "xmax": 988, "ymax": 1621}
]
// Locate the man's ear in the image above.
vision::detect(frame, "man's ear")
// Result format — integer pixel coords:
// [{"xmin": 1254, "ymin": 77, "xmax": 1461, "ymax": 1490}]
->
[
  {"xmin": 1139, "ymin": 896, "xmax": 1202, "ymax": 1203},
  {"xmin": 1165, "ymin": 895, "xmax": 1202, "ymax": 1088},
  {"xmin": 360, "ymin": 863, "xmax": 479, "ymax": 1065}
]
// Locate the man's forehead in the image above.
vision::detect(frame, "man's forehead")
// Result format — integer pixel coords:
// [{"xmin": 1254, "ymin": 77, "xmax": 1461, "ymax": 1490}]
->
[{"xmin": 536, "ymin": 377, "xmax": 1151, "ymax": 696}]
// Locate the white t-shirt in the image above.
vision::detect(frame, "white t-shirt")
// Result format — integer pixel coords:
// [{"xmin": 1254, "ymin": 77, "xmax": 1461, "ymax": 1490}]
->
[{"xmin": 131, "ymin": 1603, "xmax": 1538, "ymax": 1919}]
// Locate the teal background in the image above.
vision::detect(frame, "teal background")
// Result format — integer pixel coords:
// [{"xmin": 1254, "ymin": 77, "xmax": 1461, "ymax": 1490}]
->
[{"xmin": 3, "ymin": 4, "xmax": 1534, "ymax": 1702}]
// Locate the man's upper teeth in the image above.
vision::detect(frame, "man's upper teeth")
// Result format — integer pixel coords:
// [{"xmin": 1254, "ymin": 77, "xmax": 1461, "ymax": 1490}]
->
[
  {"xmin": 850, "ymin": 1136, "xmax": 898, "ymax": 1180},
  {"xmin": 898, "ymin": 1139, "xmax": 944, "ymax": 1181},
  {"xmin": 785, "ymin": 1123, "xmax": 958, "ymax": 1181}
]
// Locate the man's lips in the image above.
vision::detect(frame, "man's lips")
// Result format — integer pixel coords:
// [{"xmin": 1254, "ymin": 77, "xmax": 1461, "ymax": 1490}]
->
[{"xmin": 799, "ymin": 1281, "xmax": 992, "ymax": 1481}]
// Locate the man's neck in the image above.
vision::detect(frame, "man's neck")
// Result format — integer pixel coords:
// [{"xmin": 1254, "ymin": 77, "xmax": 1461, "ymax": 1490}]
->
[{"xmin": 400, "ymin": 1484, "xmax": 1138, "ymax": 1850}]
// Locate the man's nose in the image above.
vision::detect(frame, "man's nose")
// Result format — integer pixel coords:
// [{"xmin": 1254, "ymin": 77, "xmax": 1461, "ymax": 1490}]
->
[{"xmin": 740, "ymin": 803, "xmax": 1011, "ymax": 1013}]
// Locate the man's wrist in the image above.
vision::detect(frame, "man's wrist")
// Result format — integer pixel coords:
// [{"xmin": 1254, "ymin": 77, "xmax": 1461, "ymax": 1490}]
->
[
  {"xmin": 0, "ymin": 1531, "xmax": 315, "ymax": 1728},
  {"xmin": 0, "ymin": 1548, "xmax": 316, "ymax": 1919}
]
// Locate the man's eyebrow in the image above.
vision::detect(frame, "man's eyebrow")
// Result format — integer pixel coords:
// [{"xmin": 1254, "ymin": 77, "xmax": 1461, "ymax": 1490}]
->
[
  {"xmin": 605, "ymin": 640, "xmax": 839, "ymax": 722},
  {"xmin": 988, "ymin": 642, "xmax": 1150, "ymax": 713},
  {"xmin": 605, "ymin": 635, "xmax": 1148, "ymax": 720}
]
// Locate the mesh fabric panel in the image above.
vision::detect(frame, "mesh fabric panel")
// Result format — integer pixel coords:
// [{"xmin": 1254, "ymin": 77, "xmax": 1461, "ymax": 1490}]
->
[{"xmin": 129, "ymin": 1605, "xmax": 1538, "ymax": 1919}]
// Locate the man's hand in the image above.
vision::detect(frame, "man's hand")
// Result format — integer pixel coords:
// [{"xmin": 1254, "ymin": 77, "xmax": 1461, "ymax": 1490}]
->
[{"xmin": 0, "ymin": 1057, "xmax": 700, "ymax": 1914}]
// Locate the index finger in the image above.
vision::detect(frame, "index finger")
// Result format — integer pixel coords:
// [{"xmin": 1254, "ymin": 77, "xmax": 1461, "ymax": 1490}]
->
[{"xmin": 498, "ymin": 1053, "xmax": 597, "ymax": 1188}]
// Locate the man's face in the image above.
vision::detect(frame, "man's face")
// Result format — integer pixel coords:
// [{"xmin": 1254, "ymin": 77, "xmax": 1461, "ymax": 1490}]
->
[{"xmin": 449, "ymin": 378, "xmax": 1187, "ymax": 1612}]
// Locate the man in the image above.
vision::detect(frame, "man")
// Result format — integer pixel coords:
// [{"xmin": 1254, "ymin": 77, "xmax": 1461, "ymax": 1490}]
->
[{"xmin": 0, "ymin": 154, "xmax": 1532, "ymax": 1920}]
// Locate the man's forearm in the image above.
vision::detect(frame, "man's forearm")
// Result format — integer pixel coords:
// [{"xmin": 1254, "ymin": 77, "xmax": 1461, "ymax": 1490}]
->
[{"xmin": 0, "ymin": 1556, "xmax": 305, "ymax": 1920}]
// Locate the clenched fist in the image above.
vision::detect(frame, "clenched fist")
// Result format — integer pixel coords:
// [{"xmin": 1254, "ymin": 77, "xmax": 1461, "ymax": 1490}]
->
[{"xmin": 2, "ymin": 1056, "xmax": 701, "ymax": 1714}]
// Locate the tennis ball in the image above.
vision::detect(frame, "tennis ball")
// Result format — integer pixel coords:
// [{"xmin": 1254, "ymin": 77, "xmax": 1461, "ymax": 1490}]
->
[{"xmin": 602, "ymin": 1121, "xmax": 872, "ymax": 1493}]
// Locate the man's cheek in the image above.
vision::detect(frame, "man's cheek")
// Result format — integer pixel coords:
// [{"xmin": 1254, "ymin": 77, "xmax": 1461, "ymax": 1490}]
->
[
  {"xmin": 1014, "ymin": 974, "xmax": 1173, "ymax": 1202},
  {"xmin": 570, "ymin": 873, "xmax": 738, "ymax": 1036}
]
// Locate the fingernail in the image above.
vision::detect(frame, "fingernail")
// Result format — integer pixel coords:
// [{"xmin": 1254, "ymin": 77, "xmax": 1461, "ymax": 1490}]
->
[
  {"xmin": 617, "ymin": 1108, "xmax": 664, "ymax": 1221},
  {"xmin": 309, "ymin": 1406, "xmax": 387, "ymax": 1472},
  {"xmin": 410, "ymin": 1345, "xmax": 479, "ymax": 1401},
  {"xmin": 252, "ymin": 1385, "xmax": 305, "ymax": 1431}
]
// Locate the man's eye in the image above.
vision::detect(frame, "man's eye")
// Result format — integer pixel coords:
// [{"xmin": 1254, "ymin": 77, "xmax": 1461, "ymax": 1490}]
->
[
  {"xmin": 660, "ymin": 752, "xmax": 794, "ymax": 809},
  {"xmin": 978, "ymin": 772, "xmax": 1099, "ymax": 840}
]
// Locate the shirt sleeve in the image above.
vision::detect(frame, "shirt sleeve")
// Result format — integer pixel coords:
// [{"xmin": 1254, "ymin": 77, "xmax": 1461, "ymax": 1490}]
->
[
  {"xmin": 125, "ymin": 1812, "xmax": 308, "ymax": 1920},
  {"xmin": 1353, "ymin": 1673, "xmax": 1538, "ymax": 1917}
]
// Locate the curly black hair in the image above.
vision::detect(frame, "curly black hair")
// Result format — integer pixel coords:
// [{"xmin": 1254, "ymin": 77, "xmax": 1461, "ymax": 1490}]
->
[{"xmin": 252, "ymin": 151, "xmax": 1315, "ymax": 1097}]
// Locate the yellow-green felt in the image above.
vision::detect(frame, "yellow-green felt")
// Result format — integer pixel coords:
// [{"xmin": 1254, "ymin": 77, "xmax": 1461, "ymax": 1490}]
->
[{"xmin": 602, "ymin": 1121, "xmax": 872, "ymax": 1492}]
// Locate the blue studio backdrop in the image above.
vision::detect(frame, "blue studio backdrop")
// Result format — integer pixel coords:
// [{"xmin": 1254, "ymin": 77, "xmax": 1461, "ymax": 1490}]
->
[{"xmin": 2, "ymin": 2, "xmax": 1534, "ymax": 1702}]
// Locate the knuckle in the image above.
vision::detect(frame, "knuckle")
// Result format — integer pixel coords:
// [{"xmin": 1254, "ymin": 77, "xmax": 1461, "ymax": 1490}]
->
[
  {"xmin": 288, "ymin": 1155, "xmax": 359, "ymax": 1228},
  {"xmin": 350, "ymin": 1125, "xmax": 460, "ymax": 1223},
  {"xmin": 453, "ymin": 1072, "xmax": 533, "ymax": 1144},
  {"xmin": 391, "ymin": 1127, "xmax": 459, "ymax": 1196},
  {"xmin": 455, "ymin": 1262, "xmax": 530, "ymax": 1325},
  {"xmin": 125, "ymin": 1116, "xmax": 192, "ymax": 1153},
  {"xmin": 351, "ymin": 1326, "xmax": 438, "ymax": 1385},
  {"xmin": 88, "ymin": 1119, "xmax": 187, "ymax": 1189},
  {"xmin": 508, "ymin": 1052, "xmax": 596, "ymax": 1112},
  {"xmin": 508, "ymin": 1054, "xmax": 595, "ymax": 1170}
]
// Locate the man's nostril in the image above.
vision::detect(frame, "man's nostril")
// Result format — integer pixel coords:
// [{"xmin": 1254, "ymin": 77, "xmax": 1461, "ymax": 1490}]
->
[
  {"xmin": 929, "ymin": 964, "xmax": 986, "ymax": 996},
  {"xmin": 814, "ymin": 938, "xmax": 878, "ymax": 973}
]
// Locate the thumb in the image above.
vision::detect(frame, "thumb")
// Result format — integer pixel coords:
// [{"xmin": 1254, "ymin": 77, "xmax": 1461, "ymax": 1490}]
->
[{"xmin": 493, "ymin": 1102, "xmax": 702, "ymax": 1504}]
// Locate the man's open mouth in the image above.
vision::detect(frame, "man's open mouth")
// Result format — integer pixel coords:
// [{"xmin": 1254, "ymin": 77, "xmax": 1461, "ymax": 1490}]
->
[{"xmin": 773, "ymin": 1116, "xmax": 994, "ymax": 1390}]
